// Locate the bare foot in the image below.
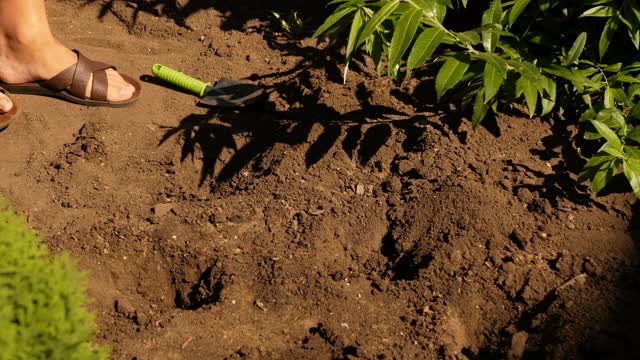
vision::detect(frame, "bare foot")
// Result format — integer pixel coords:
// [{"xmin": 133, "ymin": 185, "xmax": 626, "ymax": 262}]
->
[
  {"xmin": 0, "ymin": 35, "xmax": 134, "ymax": 102},
  {"xmin": 0, "ymin": 91, "xmax": 12, "ymax": 113}
]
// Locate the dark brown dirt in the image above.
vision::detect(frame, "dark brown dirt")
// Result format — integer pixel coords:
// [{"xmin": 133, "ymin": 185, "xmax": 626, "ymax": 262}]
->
[{"xmin": 1, "ymin": 1, "xmax": 640, "ymax": 359}]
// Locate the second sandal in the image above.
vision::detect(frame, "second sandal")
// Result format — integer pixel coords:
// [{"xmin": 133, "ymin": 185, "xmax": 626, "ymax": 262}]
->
[{"xmin": 0, "ymin": 87, "xmax": 21, "ymax": 131}]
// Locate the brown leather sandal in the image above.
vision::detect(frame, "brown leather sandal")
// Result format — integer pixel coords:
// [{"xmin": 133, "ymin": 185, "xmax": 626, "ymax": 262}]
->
[
  {"xmin": 1, "ymin": 50, "xmax": 141, "ymax": 108},
  {"xmin": 0, "ymin": 87, "xmax": 21, "ymax": 131}
]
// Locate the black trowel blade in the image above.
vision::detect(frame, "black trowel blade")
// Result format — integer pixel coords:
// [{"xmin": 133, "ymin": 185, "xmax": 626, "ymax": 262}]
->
[{"xmin": 199, "ymin": 79, "xmax": 267, "ymax": 108}]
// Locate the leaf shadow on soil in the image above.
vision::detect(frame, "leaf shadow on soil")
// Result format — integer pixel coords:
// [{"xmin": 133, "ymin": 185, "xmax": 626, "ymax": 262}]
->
[
  {"xmin": 512, "ymin": 115, "xmax": 610, "ymax": 210},
  {"xmin": 158, "ymin": 78, "xmax": 432, "ymax": 187},
  {"xmin": 83, "ymin": 0, "xmax": 330, "ymax": 32},
  {"xmin": 152, "ymin": 36, "xmax": 454, "ymax": 187}
]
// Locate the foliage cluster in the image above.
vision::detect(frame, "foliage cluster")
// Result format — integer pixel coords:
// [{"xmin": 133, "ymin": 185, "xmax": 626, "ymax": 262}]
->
[
  {"xmin": 0, "ymin": 201, "xmax": 108, "ymax": 360},
  {"xmin": 272, "ymin": 10, "xmax": 309, "ymax": 39},
  {"xmin": 314, "ymin": 0, "xmax": 640, "ymax": 197}
]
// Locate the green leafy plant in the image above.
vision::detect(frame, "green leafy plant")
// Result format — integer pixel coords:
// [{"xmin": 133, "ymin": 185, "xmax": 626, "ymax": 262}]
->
[
  {"xmin": 578, "ymin": 105, "xmax": 640, "ymax": 197},
  {"xmin": 0, "ymin": 200, "xmax": 109, "ymax": 360},
  {"xmin": 272, "ymin": 11, "xmax": 309, "ymax": 39},
  {"xmin": 314, "ymin": 0, "xmax": 640, "ymax": 198}
]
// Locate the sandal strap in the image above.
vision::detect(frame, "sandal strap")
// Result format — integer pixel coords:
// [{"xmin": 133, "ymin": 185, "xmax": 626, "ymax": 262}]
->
[{"xmin": 42, "ymin": 50, "xmax": 115, "ymax": 102}]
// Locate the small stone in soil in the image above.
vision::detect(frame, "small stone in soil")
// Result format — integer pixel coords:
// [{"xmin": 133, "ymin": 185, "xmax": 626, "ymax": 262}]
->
[
  {"xmin": 255, "ymin": 299, "xmax": 267, "ymax": 311},
  {"xmin": 114, "ymin": 298, "xmax": 137, "ymax": 319},
  {"xmin": 397, "ymin": 160, "xmax": 414, "ymax": 174},
  {"xmin": 355, "ymin": 183, "xmax": 365, "ymax": 196},
  {"xmin": 508, "ymin": 331, "xmax": 528, "ymax": 360},
  {"xmin": 583, "ymin": 258, "xmax": 602, "ymax": 276},
  {"xmin": 308, "ymin": 208, "xmax": 325, "ymax": 216},
  {"xmin": 555, "ymin": 273, "xmax": 588, "ymax": 295},
  {"xmin": 153, "ymin": 203, "xmax": 173, "ymax": 217}
]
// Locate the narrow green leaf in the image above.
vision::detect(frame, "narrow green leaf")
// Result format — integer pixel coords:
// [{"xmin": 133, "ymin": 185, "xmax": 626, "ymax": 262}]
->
[
  {"xmin": 628, "ymin": 84, "xmax": 640, "ymax": 99},
  {"xmin": 611, "ymin": 74, "xmax": 640, "ymax": 83},
  {"xmin": 343, "ymin": 9, "xmax": 365, "ymax": 82},
  {"xmin": 631, "ymin": 105, "xmax": 640, "ymax": 122},
  {"xmin": 542, "ymin": 65, "xmax": 598, "ymax": 89},
  {"xmin": 581, "ymin": 5, "xmax": 616, "ymax": 18},
  {"xmin": 540, "ymin": 76, "xmax": 556, "ymax": 116},
  {"xmin": 346, "ymin": 10, "xmax": 364, "ymax": 59},
  {"xmin": 481, "ymin": 0, "xmax": 502, "ymax": 53},
  {"xmin": 327, "ymin": 0, "xmax": 357, "ymax": 6},
  {"xmin": 624, "ymin": 61, "xmax": 640, "ymax": 70},
  {"xmin": 387, "ymin": 8, "xmax": 422, "ymax": 79},
  {"xmin": 407, "ymin": 28, "xmax": 445, "ymax": 71},
  {"xmin": 599, "ymin": 17, "xmax": 620, "ymax": 59},
  {"xmin": 483, "ymin": 62, "xmax": 506, "ymax": 102},
  {"xmin": 457, "ymin": 30, "xmax": 482, "ymax": 45},
  {"xmin": 577, "ymin": 66, "xmax": 600, "ymax": 77},
  {"xmin": 356, "ymin": 0, "xmax": 400, "ymax": 48},
  {"xmin": 604, "ymin": 86, "xmax": 614, "ymax": 108},
  {"xmin": 624, "ymin": 158, "xmax": 640, "ymax": 198},
  {"xmin": 497, "ymin": 42, "xmax": 520, "ymax": 58},
  {"xmin": 627, "ymin": 127, "xmax": 640, "ymax": 144},
  {"xmin": 473, "ymin": 88, "xmax": 490, "ymax": 128},
  {"xmin": 600, "ymin": 143, "xmax": 626, "ymax": 158},
  {"xmin": 625, "ymin": 146, "xmax": 640, "ymax": 159},
  {"xmin": 584, "ymin": 131, "xmax": 603, "ymax": 140},
  {"xmin": 564, "ymin": 32, "xmax": 587, "ymax": 65},
  {"xmin": 369, "ymin": 31, "xmax": 384, "ymax": 74},
  {"xmin": 630, "ymin": 29, "xmax": 640, "ymax": 49},
  {"xmin": 625, "ymin": 1, "xmax": 640, "ymax": 26},
  {"xmin": 312, "ymin": 7, "xmax": 357, "ymax": 39},
  {"xmin": 591, "ymin": 72, "xmax": 604, "ymax": 84},
  {"xmin": 434, "ymin": 2, "xmax": 448, "ymax": 22},
  {"xmin": 406, "ymin": 0, "xmax": 446, "ymax": 22},
  {"xmin": 624, "ymin": 1, "xmax": 640, "ymax": 49},
  {"xmin": 509, "ymin": 60, "xmax": 541, "ymax": 82},
  {"xmin": 603, "ymin": 63, "xmax": 623, "ymax": 72},
  {"xmin": 591, "ymin": 158, "xmax": 619, "ymax": 194},
  {"xmin": 435, "ymin": 53, "xmax": 471, "ymax": 100},
  {"xmin": 595, "ymin": 108, "xmax": 626, "ymax": 129},
  {"xmin": 578, "ymin": 153, "xmax": 615, "ymax": 183},
  {"xmin": 516, "ymin": 76, "xmax": 538, "ymax": 117},
  {"xmin": 475, "ymin": 52, "xmax": 507, "ymax": 72},
  {"xmin": 509, "ymin": 0, "xmax": 531, "ymax": 27},
  {"xmin": 591, "ymin": 120, "xmax": 623, "ymax": 150},
  {"xmin": 620, "ymin": 13, "xmax": 634, "ymax": 30},
  {"xmin": 611, "ymin": 87, "xmax": 631, "ymax": 106},
  {"xmin": 580, "ymin": 108, "xmax": 597, "ymax": 123}
]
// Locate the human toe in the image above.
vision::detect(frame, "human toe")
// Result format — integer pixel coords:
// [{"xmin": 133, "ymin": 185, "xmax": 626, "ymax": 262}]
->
[
  {"xmin": 0, "ymin": 93, "xmax": 13, "ymax": 113},
  {"xmin": 106, "ymin": 69, "xmax": 135, "ymax": 102}
]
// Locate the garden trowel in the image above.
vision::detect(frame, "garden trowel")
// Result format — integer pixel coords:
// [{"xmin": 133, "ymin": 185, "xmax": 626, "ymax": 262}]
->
[{"xmin": 151, "ymin": 64, "xmax": 266, "ymax": 108}]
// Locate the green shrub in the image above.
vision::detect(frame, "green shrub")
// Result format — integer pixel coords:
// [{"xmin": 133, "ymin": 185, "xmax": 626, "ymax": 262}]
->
[
  {"xmin": 314, "ymin": 0, "xmax": 640, "ymax": 198},
  {"xmin": 0, "ymin": 201, "xmax": 109, "ymax": 360}
]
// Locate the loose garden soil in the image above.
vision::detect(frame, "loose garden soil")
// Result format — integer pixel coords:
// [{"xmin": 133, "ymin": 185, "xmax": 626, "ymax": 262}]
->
[{"xmin": 1, "ymin": 1, "xmax": 639, "ymax": 359}]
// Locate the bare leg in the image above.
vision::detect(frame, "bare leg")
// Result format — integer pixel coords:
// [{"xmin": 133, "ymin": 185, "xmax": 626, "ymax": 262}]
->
[{"xmin": 0, "ymin": 0, "xmax": 135, "ymax": 113}]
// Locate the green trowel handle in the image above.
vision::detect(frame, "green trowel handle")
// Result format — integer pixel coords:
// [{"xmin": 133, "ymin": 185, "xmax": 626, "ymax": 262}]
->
[{"xmin": 152, "ymin": 64, "xmax": 210, "ymax": 97}]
